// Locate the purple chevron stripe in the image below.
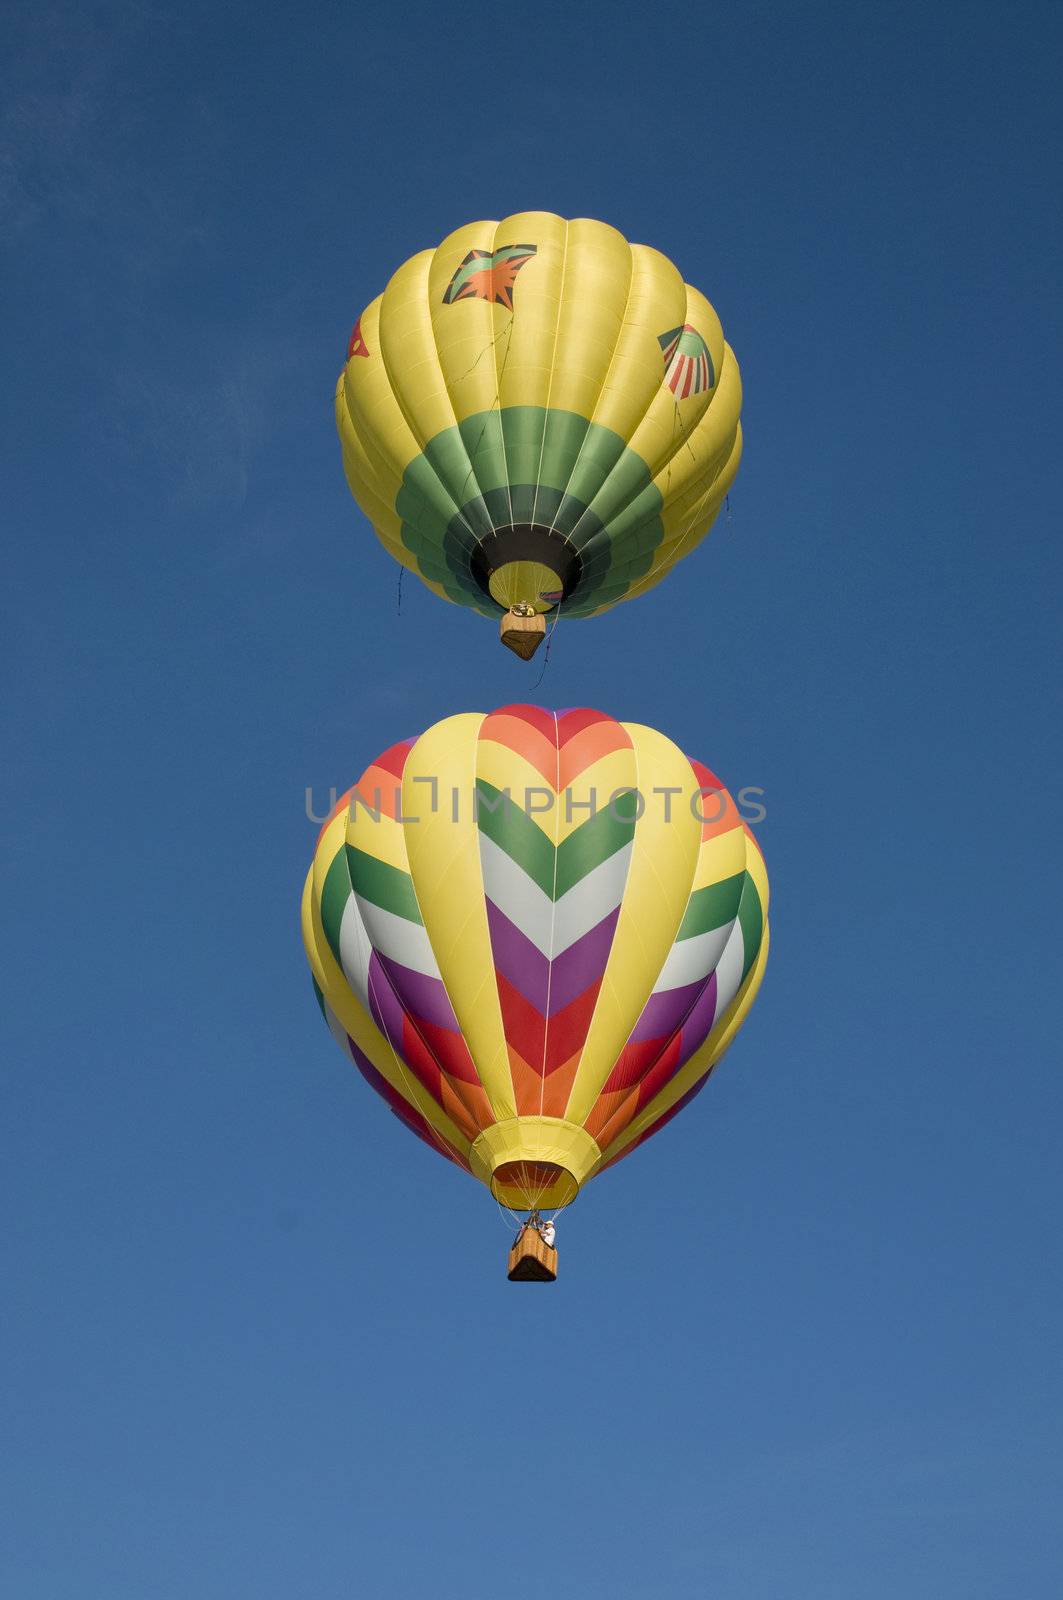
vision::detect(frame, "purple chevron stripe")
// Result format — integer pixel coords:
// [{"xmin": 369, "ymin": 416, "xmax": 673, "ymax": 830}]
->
[
  {"xmin": 486, "ymin": 900, "xmax": 548, "ymax": 1011},
  {"xmin": 548, "ymin": 908, "xmax": 620, "ymax": 1013},
  {"xmin": 676, "ymin": 970, "xmax": 719, "ymax": 1067},
  {"xmin": 486, "ymin": 901, "xmax": 621, "ymax": 1016},
  {"xmin": 629, "ymin": 978, "xmax": 708, "ymax": 1042},
  {"xmin": 374, "ymin": 953, "xmax": 460, "ymax": 1032},
  {"xmin": 365, "ymin": 952, "xmax": 408, "ymax": 1044}
]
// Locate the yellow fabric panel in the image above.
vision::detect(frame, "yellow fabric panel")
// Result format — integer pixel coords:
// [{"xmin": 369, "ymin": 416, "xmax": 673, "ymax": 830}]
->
[
  {"xmin": 653, "ymin": 341, "xmax": 744, "ymax": 513},
  {"xmin": 564, "ymin": 722, "xmax": 702, "ymax": 1124},
  {"xmin": 346, "ymin": 790, "xmax": 410, "ymax": 874},
  {"xmin": 537, "ymin": 217, "xmax": 631, "ymax": 421},
  {"xmin": 491, "ymin": 211, "xmax": 569, "ymax": 414},
  {"xmin": 657, "ymin": 423, "xmax": 743, "ymax": 543},
  {"xmin": 400, "ymin": 714, "xmax": 517, "ymax": 1120},
  {"xmin": 301, "ymin": 866, "xmax": 330, "ymax": 995},
  {"xmin": 475, "ymin": 734, "xmax": 554, "ymax": 808},
  {"xmin": 311, "ymin": 809, "xmax": 348, "ymax": 905},
  {"xmin": 595, "ymin": 925, "xmax": 770, "ymax": 1169},
  {"xmin": 693, "ymin": 823, "xmax": 750, "ymax": 891},
  {"xmin": 487, "ymin": 560, "xmax": 559, "ymax": 612},
  {"xmin": 621, "ymin": 346, "xmax": 715, "ymax": 484},
  {"xmin": 744, "ymin": 832, "xmax": 770, "ymax": 910},
  {"xmin": 380, "ymin": 248, "xmax": 464, "ymax": 450},
  {"xmin": 338, "ymin": 295, "xmax": 424, "ymax": 483},
  {"xmin": 300, "ymin": 872, "xmax": 473, "ymax": 1159},
  {"xmin": 684, "ymin": 285, "xmax": 726, "ymax": 402},
  {"xmin": 335, "ymin": 379, "xmax": 401, "ymax": 510},
  {"xmin": 469, "ymin": 1118, "xmax": 601, "ymax": 1189},
  {"xmin": 425, "ymin": 218, "xmax": 521, "ymax": 425},
  {"xmin": 556, "ymin": 745, "xmax": 637, "ymax": 844},
  {"xmin": 590, "ymin": 243, "xmax": 687, "ymax": 442}
]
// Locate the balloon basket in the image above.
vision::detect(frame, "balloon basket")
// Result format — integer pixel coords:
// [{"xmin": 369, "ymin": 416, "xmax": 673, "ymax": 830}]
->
[
  {"xmin": 500, "ymin": 611, "xmax": 546, "ymax": 660},
  {"xmin": 507, "ymin": 1228, "xmax": 558, "ymax": 1282}
]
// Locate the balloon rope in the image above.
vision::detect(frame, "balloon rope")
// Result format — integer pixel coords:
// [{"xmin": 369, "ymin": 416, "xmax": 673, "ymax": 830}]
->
[{"xmin": 531, "ymin": 596, "xmax": 564, "ymax": 689}]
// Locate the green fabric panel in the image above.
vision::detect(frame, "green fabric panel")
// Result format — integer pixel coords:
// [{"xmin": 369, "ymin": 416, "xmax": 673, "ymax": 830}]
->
[
  {"xmin": 395, "ymin": 407, "xmax": 665, "ymax": 616},
  {"xmin": 554, "ymin": 791, "xmax": 637, "ymax": 898},
  {"xmin": 586, "ymin": 451, "xmax": 655, "ymax": 528},
  {"xmin": 677, "ymin": 872, "xmax": 747, "ymax": 940},
  {"xmin": 457, "ymin": 412, "xmax": 512, "ymax": 498},
  {"xmin": 344, "ymin": 845, "xmax": 423, "ymax": 924},
  {"xmin": 737, "ymin": 875, "xmax": 764, "ymax": 979},
  {"xmin": 501, "ymin": 406, "xmax": 549, "ymax": 484},
  {"xmin": 398, "ymin": 454, "xmax": 462, "ymax": 532},
  {"xmin": 421, "ymin": 433, "xmax": 493, "ymax": 538},
  {"xmin": 564, "ymin": 425, "xmax": 628, "ymax": 508},
  {"xmin": 537, "ymin": 410, "xmax": 593, "ymax": 493},
  {"xmin": 596, "ymin": 484, "xmax": 664, "ymax": 544},
  {"xmin": 319, "ymin": 851, "xmax": 354, "ymax": 967},
  {"xmin": 476, "ymin": 779, "xmax": 556, "ymax": 896}
]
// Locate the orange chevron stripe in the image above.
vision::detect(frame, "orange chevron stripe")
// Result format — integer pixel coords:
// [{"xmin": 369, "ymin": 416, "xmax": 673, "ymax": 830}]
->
[
  {"xmin": 480, "ymin": 710, "xmax": 560, "ymax": 787},
  {"xmin": 557, "ymin": 716, "xmax": 632, "ymax": 789},
  {"xmin": 689, "ymin": 757, "xmax": 742, "ymax": 838}
]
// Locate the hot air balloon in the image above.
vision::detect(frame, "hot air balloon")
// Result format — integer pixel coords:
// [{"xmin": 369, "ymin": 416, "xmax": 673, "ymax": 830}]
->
[
  {"xmin": 302, "ymin": 705, "xmax": 769, "ymax": 1277},
  {"xmin": 335, "ymin": 214, "xmax": 743, "ymax": 658}
]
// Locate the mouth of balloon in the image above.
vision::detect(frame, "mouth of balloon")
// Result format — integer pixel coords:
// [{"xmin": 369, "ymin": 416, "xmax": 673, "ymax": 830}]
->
[
  {"xmin": 491, "ymin": 1160, "xmax": 580, "ymax": 1213},
  {"xmin": 471, "ymin": 524, "xmax": 583, "ymax": 614}
]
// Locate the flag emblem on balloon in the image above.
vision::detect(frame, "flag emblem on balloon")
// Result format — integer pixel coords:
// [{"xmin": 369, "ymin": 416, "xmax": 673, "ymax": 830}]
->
[
  {"xmin": 658, "ymin": 324, "xmax": 715, "ymax": 398},
  {"xmin": 442, "ymin": 244, "xmax": 538, "ymax": 310},
  {"xmin": 347, "ymin": 317, "xmax": 369, "ymax": 359}
]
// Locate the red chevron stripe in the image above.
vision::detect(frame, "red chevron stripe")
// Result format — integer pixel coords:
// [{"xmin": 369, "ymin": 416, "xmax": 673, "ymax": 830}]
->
[{"xmin": 415, "ymin": 1014, "xmax": 481, "ymax": 1085}]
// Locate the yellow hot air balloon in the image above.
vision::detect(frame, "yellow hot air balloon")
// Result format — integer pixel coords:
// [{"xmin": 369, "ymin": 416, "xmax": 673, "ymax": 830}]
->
[
  {"xmin": 335, "ymin": 214, "xmax": 743, "ymax": 657},
  {"xmin": 302, "ymin": 705, "xmax": 769, "ymax": 1275}
]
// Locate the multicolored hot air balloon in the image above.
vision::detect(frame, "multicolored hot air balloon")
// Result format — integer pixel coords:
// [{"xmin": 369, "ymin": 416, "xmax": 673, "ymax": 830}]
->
[
  {"xmin": 302, "ymin": 706, "xmax": 769, "ymax": 1259},
  {"xmin": 335, "ymin": 214, "xmax": 743, "ymax": 657}
]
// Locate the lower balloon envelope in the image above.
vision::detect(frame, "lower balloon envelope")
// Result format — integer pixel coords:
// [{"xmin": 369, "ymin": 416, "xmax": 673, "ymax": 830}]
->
[{"xmin": 302, "ymin": 705, "xmax": 769, "ymax": 1212}]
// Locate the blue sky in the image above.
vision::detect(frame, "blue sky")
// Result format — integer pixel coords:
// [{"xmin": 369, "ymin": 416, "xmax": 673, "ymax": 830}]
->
[{"xmin": 3, "ymin": 1, "xmax": 1061, "ymax": 1595}]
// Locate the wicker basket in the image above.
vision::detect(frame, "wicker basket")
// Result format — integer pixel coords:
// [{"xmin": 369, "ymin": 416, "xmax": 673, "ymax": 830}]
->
[
  {"xmin": 507, "ymin": 1227, "xmax": 558, "ymax": 1282},
  {"xmin": 500, "ymin": 611, "xmax": 546, "ymax": 660}
]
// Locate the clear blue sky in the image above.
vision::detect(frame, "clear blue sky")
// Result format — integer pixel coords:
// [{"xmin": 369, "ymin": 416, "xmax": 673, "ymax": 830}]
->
[{"xmin": 3, "ymin": 2, "xmax": 1061, "ymax": 1595}]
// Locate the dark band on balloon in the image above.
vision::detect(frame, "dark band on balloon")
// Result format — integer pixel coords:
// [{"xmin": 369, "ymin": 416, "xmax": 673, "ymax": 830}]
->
[{"xmin": 469, "ymin": 523, "xmax": 583, "ymax": 606}]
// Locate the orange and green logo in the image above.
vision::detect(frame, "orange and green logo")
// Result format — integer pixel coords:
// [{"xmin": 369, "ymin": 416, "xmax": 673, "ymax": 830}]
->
[{"xmin": 442, "ymin": 244, "xmax": 538, "ymax": 311}]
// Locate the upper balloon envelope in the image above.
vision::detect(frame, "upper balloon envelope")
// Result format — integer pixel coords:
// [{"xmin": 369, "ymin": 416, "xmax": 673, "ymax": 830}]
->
[
  {"xmin": 302, "ymin": 705, "xmax": 768, "ymax": 1212},
  {"xmin": 335, "ymin": 214, "xmax": 742, "ymax": 649}
]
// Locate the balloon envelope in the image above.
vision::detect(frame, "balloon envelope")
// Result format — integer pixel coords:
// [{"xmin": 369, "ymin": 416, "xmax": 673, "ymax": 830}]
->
[
  {"xmin": 303, "ymin": 706, "xmax": 769, "ymax": 1211},
  {"xmin": 335, "ymin": 214, "xmax": 742, "ymax": 634}
]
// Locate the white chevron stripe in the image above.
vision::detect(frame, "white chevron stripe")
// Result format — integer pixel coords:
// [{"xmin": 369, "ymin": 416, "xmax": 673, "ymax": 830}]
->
[
  {"xmin": 712, "ymin": 919, "xmax": 746, "ymax": 1017},
  {"xmin": 356, "ymin": 897, "xmax": 440, "ymax": 978},
  {"xmin": 338, "ymin": 892, "xmax": 373, "ymax": 1009},
  {"xmin": 554, "ymin": 843, "xmax": 633, "ymax": 951},
  {"xmin": 478, "ymin": 834, "xmax": 634, "ymax": 956},
  {"xmin": 478, "ymin": 835, "xmax": 554, "ymax": 951},
  {"xmin": 653, "ymin": 920, "xmax": 735, "ymax": 993}
]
